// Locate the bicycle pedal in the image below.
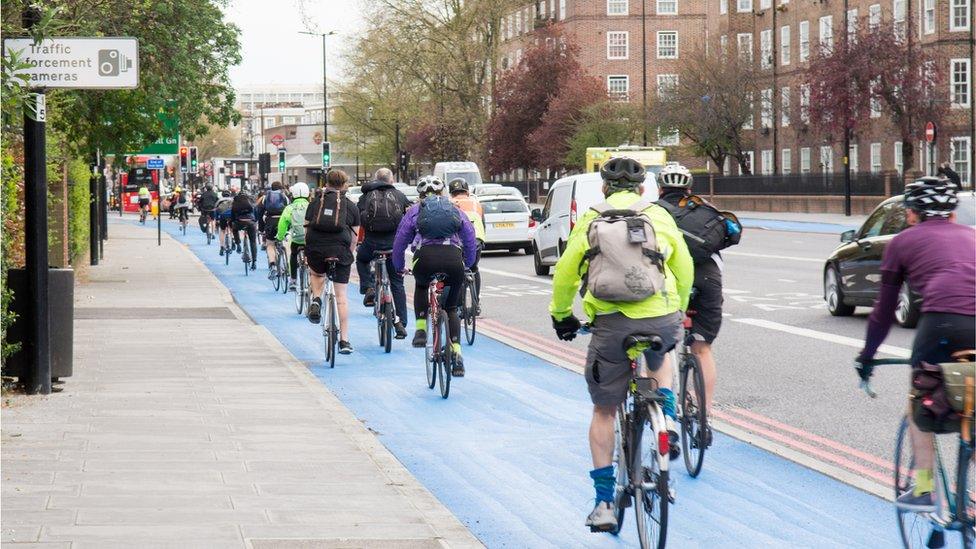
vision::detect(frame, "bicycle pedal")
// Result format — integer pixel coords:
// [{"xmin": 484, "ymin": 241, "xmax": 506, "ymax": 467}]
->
[{"xmin": 588, "ymin": 524, "xmax": 617, "ymax": 533}]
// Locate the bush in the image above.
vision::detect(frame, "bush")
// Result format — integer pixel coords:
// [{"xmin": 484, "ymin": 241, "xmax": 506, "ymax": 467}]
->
[{"xmin": 66, "ymin": 158, "xmax": 90, "ymax": 263}]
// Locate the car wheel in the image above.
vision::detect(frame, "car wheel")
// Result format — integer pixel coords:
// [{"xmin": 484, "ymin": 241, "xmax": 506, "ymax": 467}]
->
[
  {"xmin": 824, "ymin": 266, "xmax": 855, "ymax": 316},
  {"xmin": 523, "ymin": 245, "xmax": 532, "ymax": 256},
  {"xmin": 895, "ymin": 281, "xmax": 920, "ymax": 328},
  {"xmin": 533, "ymin": 244, "xmax": 550, "ymax": 276}
]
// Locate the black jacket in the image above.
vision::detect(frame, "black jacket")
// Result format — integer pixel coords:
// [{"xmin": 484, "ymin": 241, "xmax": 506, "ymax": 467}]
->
[
  {"xmin": 357, "ymin": 180, "xmax": 412, "ymax": 236},
  {"xmin": 231, "ymin": 192, "xmax": 256, "ymax": 222},
  {"xmin": 198, "ymin": 190, "xmax": 219, "ymax": 211}
]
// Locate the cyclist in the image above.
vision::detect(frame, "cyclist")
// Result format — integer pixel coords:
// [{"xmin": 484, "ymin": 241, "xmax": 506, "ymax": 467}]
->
[
  {"xmin": 215, "ymin": 190, "xmax": 234, "ymax": 255},
  {"xmin": 231, "ymin": 185, "xmax": 258, "ymax": 270},
  {"xmin": 276, "ymin": 182, "xmax": 312, "ymax": 291},
  {"xmin": 548, "ymin": 157, "xmax": 693, "ymax": 532},
  {"xmin": 137, "ymin": 185, "xmax": 152, "ymax": 220},
  {"xmin": 173, "ymin": 187, "xmax": 191, "ymax": 226},
  {"xmin": 393, "ymin": 176, "xmax": 478, "ymax": 376},
  {"xmin": 448, "ymin": 177, "xmax": 486, "ymax": 312},
  {"xmin": 198, "ymin": 185, "xmax": 219, "ymax": 235},
  {"xmin": 258, "ymin": 182, "xmax": 290, "ymax": 272},
  {"xmin": 304, "ymin": 170, "xmax": 360, "ymax": 355},
  {"xmin": 855, "ymin": 176, "xmax": 975, "ymax": 512},
  {"xmin": 357, "ymin": 168, "xmax": 412, "ymax": 340}
]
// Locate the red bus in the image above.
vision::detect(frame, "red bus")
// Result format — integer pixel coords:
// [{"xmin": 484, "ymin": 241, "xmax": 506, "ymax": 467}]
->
[{"xmin": 121, "ymin": 167, "xmax": 160, "ymax": 213}]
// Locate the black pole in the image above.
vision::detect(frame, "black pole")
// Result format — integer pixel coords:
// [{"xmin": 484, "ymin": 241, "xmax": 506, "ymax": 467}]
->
[
  {"xmin": 157, "ymin": 180, "xmax": 162, "ymax": 245},
  {"xmin": 98, "ymin": 153, "xmax": 107, "ymax": 257},
  {"xmin": 843, "ymin": 0, "xmax": 851, "ymax": 216},
  {"xmin": 89, "ymin": 160, "xmax": 99, "ymax": 266},
  {"xmin": 394, "ymin": 119, "xmax": 401, "ymax": 181},
  {"xmin": 641, "ymin": 0, "xmax": 648, "ymax": 146},
  {"xmin": 322, "ymin": 34, "xmax": 328, "ymax": 143}
]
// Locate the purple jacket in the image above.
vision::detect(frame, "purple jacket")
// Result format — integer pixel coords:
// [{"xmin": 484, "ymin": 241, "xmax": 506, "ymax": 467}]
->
[{"xmin": 393, "ymin": 201, "xmax": 478, "ymax": 272}]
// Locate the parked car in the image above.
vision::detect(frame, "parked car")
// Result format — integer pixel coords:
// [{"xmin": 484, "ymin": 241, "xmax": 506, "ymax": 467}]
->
[
  {"xmin": 479, "ymin": 195, "xmax": 534, "ymax": 254},
  {"xmin": 433, "ymin": 161, "xmax": 483, "ymax": 188},
  {"xmin": 823, "ymin": 191, "xmax": 976, "ymax": 327},
  {"xmin": 476, "ymin": 186, "xmax": 525, "ymax": 200},
  {"xmin": 530, "ymin": 171, "xmax": 658, "ymax": 275}
]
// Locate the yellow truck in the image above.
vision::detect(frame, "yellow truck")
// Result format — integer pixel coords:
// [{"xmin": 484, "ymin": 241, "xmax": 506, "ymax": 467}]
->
[{"xmin": 585, "ymin": 146, "xmax": 667, "ymax": 173}]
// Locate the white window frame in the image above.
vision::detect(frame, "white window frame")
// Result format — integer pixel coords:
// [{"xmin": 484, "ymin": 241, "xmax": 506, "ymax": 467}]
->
[
  {"xmin": 820, "ymin": 145, "xmax": 834, "ymax": 172},
  {"xmin": 799, "ymin": 83, "xmax": 810, "ymax": 124},
  {"xmin": 760, "ymin": 29, "xmax": 773, "ymax": 69},
  {"xmin": 761, "ymin": 88, "xmax": 774, "ymax": 128},
  {"xmin": 721, "ymin": 34, "xmax": 729, "ymax": 55},
  {"xmin": 608, "ymin": 0, "xmax": 629, "ymax": 15},
  {"xmin": 950, "ymin": 58, "xmax": 971, "ymax": 108},
  {"xmin": 800, "ymin": 147, "xmax": 811, "ymax": 173},
  {"xmin": 780, "ymin": 25, "xmax": 791, "ymax": 65},
  {"xmin": 819, "ymin": 15, "xmax": 833, "ymax": 51},
  {"xmin": 740, "ymin": 151, "xmax": 755, "ymax": 174},
  {"xmin": 737, "ymin": 33, "xmax": 753, "ymax": 63},
  {"xmin": 761, "ymin": 149, "xmax": 774, "ymax": 175},
  {"xmin": 781, "ymin": 148, "xmax": 792, "ymax": 174},
  {"xmin": 870, "ymin": 143, "xmax": 882, "ymax": 173},
  {"xmin": 607, "ymin": 75, "xmax": 630, "ymax": 101},
  {"xmin": 656, "ymin": 74, "xmax": 679, "ymax": 97},
  {"xmin": 950, "ymin": 0, "xmax": 971, "ymax": 31},
  {"xmin": 760, "ymin": 0, "xmax": 771, "ymax": 9},
  {"xmin": 516, "ymin": 10, "xmax": 522, "ymax": 34},
  {"xmin": 781, "ymin": 86, "xmax": 790, "ymax": 126},
  {"xmin": 657, "ymin": 31, "xmax": 679, "ymax": 59},
  {"xmin": 799, "ymin": 21, "xmax": 810, "ymax": 61},
  {"xmin": 893, "ymin": 0, "xmax": 906, "ymax": 38},
  {"xmin": 923, "ymin": 0, "xmax": 935, "ymax": 34},
  {"xmin": 658, "ymin": 0, "xmax": 678, "ymax": 15},
  {"xmin": 607, "ymin": 31, "xmax": 629, "ymax": 60},
  {"xmin": 868, "ymin": 4, "xmax": 882, "ymax": 29},
  {"xmin": 894, "ymin": 141, "xmax": 904, "ymax": 174},
  {"xmin": 737, "ymin": 0, "xmax": 752, "ymax": 13},
  {"xmin": 950, "ymin": 136, "xmax": 972, "ymax": 185},
  {"xmin": 743, "ymin": 92, "xmax": 754, "ymax": 129},
  {"xmin": 850, "ymin": 143, "xmax": 859, "ymax": 173},
  {"xmin": 559, "ymin": 0, "xmax": 566, "ymax": 20},
  {"xmin": 847, "ymin": 8, "xmax": 859, "ymax": 41},
  {"xmin": 720, "ymin": 0, "xmax": 728, "ymax": 14}
]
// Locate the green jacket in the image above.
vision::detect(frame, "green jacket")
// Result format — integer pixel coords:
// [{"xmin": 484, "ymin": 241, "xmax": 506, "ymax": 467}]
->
[
  {"xmin": 549, "ymin": 190, "xmax": 694, "ymax": 322},
  {"xmin": 276, "ymin": 198, "xmax": 309, "ymax": 244}
]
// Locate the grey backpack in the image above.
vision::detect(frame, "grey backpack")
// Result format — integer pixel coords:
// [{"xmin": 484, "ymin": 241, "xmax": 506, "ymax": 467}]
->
[{"xmin": 582, "ymin": 200, "xmax": 666, "ymax": 302}]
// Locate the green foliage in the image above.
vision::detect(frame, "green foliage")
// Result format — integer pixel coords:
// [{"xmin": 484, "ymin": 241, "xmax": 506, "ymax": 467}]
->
[
  {"xmin": 1, "ymin": 150, "xmax": 22, "ymax": 361},
  {"xmin": 563, "ymin": 103, "xmax": 642, "ymax": 171},
  {"xmin": 66, "ymin": 159, "xmax": 91, "ymax": 262}
]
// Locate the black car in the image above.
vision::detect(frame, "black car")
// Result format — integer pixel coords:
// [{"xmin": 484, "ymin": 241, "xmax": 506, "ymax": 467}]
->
[{"xmin": 823, "ymin": 191, "xmax": 976, "ymax": 327}]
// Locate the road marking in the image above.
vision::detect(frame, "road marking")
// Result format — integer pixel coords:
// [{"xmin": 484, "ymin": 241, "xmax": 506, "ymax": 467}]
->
[
  {"xmin": 480, "ymin": 267, "xmax": 553, "ymax": 285},
  {"xmin": 724, "ymin": 251, "xmax": 823, "ymax": 263},
  {"xmin": 732, "ymin": 317, "xmax": 911, "ymax": 357},
  {"xmin": 777, "ymin": 278, "xmax": 797, "ymax": 283}
]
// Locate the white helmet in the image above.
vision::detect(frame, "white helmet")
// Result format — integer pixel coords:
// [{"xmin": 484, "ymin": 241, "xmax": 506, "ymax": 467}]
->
[
  {"xmin": 417, "ymin": 176, "xmax": 445, "ymax": 197},
  {"xmin": 658, "ymin": 162, "xmax": 693, "ymax": 189},
  {"xmin": 290, "ymin": 182, "xmax": 310, "ymax": 199}
]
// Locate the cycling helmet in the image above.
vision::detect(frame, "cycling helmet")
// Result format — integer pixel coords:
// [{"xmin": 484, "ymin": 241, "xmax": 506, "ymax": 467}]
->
[
  {"xmin": 220, "ymin": 190, "xmax": 231, "ymax": 197},
  {"xmin": 448, "ymin": 177, "xmax": 469, "ymax": 195},
  {"xmin": 174, "ymin": 186, "xmax": 183, "ymax": 193},
  {"xmin": 658, "ymin": 162, "xmax": 693, "ymax": 190},
  {"xmin": 600, "ymin": 157, "xmax": 646, "ymax": 190},
  {"xmin": 417, "ymin": 176, "xmax": 445, "ymax": 197},
  {"xmin": 290, "ymin": 182, "xmax": 310, "ymax": 199},
  {"xmin": 904, "ymin": 176, "xmax": 958, "ymax": 219}
]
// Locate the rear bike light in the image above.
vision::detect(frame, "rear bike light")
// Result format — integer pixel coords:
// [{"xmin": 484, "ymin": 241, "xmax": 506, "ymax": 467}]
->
[
  {"xmin": 436, "ymin": 281, "xmax": 445, "ymax": 292},
  {"xmin": 658, "ymin": 430, "xmax": 669, "ymax": 456}
]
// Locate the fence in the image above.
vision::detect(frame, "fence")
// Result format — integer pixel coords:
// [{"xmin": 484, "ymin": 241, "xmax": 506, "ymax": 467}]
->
[{"xmin": 709, "ymin": 172, "xmax": 892, "ymax": 196}]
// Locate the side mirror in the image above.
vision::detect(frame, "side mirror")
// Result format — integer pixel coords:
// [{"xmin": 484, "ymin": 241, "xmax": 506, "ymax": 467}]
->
[
  {"xmin": 530, "ymin": 208, "xmax": 544, "ymax": 222},
  {"xmin": 840, "ymin": 229, "xmax": 856, "ymax": 243}
]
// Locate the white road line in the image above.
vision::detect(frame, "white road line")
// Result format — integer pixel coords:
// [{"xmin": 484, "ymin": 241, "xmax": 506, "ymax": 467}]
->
[
  {"xmin": 479, "ymin": 267, "xmax": 553, "ymax": 285},
  {"xmin": 777, "ymin": 278, "xmax": 797, "ymax": 283},
  {"xmin": 732, "ymin": 317, "xmax": 911, "ymax": 357},
  {"xmin": 724, "ymin": 251, "xmax": 824, "ymax": 263}
]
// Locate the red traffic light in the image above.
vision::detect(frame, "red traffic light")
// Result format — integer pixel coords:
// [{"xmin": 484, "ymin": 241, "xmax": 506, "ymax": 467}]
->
[{"xmin": 179, "ymin": 147, "xmax": 188, "ymax": 155}]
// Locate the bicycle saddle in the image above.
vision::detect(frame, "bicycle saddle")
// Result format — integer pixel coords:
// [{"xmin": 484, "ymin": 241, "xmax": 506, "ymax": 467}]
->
[{"xmin": 622, "ymin": 333, "xmax": 664, "ymax": 353}]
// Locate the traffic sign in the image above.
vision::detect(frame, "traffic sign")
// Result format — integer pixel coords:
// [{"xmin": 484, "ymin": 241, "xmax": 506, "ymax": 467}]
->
[
  {"xmin": 147, "ymin": 158, "xmax": 164, "ymax": 170},
  {"xmin": 3, "ymin": 37, "xmax": 139, "ymax": 89},
  {"xmin": 924, "ymin": 121, "xmax": 937, "ymax": 144},
  {"xmin": 271, "ymin": 134, "xmax": 284, "ymax": 147}
]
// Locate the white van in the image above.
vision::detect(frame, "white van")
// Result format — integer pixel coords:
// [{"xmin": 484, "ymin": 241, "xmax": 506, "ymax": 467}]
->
[
  {"xmin": 530, "ymin": 172, "xmax": 658, "ymax": 275},
  {"xmin": 433, "ymin": 161, "xmax": 483, "ymax": 188}
]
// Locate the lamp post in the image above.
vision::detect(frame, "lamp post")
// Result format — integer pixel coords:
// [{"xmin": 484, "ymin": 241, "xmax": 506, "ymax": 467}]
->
[
  {"xmin": 299, "ymin": 30, "xmax": 337, "ymax": 144},
  {"xmin": 641, "ymin": 0, "xmax": 648, "ymax": 146}
]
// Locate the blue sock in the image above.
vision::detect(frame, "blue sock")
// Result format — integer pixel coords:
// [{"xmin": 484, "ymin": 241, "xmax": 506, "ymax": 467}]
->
[
  {"xmin": 659, "ymin": 388, "xmax": 677, "ymax": 421},
  {"xmin": 590, "ymin": 466, "xmax": 615, "ymax": 503}
]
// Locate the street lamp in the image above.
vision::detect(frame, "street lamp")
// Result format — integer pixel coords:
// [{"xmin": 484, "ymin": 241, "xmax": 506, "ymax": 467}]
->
[{"xmin": 299, "ymin": 30, "xmax": 337, "ymax": 144}]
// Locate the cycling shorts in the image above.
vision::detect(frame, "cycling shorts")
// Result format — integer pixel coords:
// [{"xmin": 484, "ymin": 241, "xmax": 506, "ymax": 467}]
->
[
  {"xmin": 264, "ymin": 216, "xmax": 281, "ymax": 241},
  {"xmin": 307, "ymin": 250, "xmax": 351, "ymax": 284},
  {"xmin": 911, "ymin": 312, "xmax": 975, "ymax": 367},
  {"xmin": 689, "ymin": 257, "xmax": 723, "ymax": 344}
]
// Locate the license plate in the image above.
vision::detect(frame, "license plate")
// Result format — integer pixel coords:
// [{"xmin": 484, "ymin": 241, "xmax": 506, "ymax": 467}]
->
[{"xmin": 494, "ymin": 222, "xmax": 515, "ymax": 228}]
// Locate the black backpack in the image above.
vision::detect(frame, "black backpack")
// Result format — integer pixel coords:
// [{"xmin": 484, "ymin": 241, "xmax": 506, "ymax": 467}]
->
[
  {"xmin": 658, "ymin": 195, "xmax": 741, "ymax": 263},
  {"xmin": 309, "ymin": 189, "xmax": 344, "ymax": 233},
  {"xmin": 362, "ymin": 187, "xmax": 404, "ymax": 233}
]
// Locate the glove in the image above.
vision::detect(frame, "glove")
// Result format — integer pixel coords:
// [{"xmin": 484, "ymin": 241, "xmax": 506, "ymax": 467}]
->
[
  {"xmin": 552, "ymin": 314, "xmax": 581, "ymax": 341},
  {"xmin": 855, "ymin": 356, "xmax": 874, "ymax": 382}
]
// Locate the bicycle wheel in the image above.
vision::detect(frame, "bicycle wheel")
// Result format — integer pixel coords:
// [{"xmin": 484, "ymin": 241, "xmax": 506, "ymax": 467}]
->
[
  {"xmin": 894, "ymin": 417, "xmax": 934, "ymax": 549},
  {"xmin": 463, "ymin": 281, "xmax": 477, "ymax": 345},
  {"xmin": 224, "ymin": 235, "xmax": 231, "ymax": 266},
  {"xmin": 278, "ymin": 253, "xmax": 289, "ymax": 295},
  {"xmin": 958, "ymin": 442, "xmax": 974, "ymax": 549},
  {"xmin": 437, "ymin": 311, "xmax": 451, "ymax": 399},
  {"xmin": 610, "ymin": 404, "xmax": 629, "ymax": 536},
  {"xmin": 295, "ymin": 265, "xmax": 306, "ymax": 314},
  {"xmin": 325, "ymin": 293, "xmax": 338, "ymax": 369},
  {"xmin": 633, "ymin": 406, "xmax": 669, "ymax": 549},
  {"xmin": 382, "ymin": 302, "xmax": 394, "ymax": 354},
  {"xmin": 425, "ymin": 314, "xmax": 437, "ymax": 390},
  {"xmin": 680, "ymin": 354, "xmax": 707, "ymax": 477},
  {"xmin": 271, "ymin": 259, "xmax": 282, "ymax": 291}
]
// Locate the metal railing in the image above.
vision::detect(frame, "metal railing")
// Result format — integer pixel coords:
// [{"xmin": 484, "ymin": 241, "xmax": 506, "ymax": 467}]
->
[{"xmin": 710, "ymin": 173, "xmax": 891, "ymax": 196}]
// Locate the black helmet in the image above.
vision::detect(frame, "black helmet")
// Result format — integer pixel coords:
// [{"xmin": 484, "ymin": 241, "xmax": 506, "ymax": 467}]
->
[
  {"xmin": 220, "ymin": 190, "xmax": 231, "ymax": 197},
  {"xmin": 904, "ymin": 176, "xmax": 958, "ymax": 219},
  {"xmin": 448, "ymin": 177, "xmax": 469, "ymax": 195},
  {"xmin": 600, "ymin": 157, "xmax": 646, "ymax": 189}
]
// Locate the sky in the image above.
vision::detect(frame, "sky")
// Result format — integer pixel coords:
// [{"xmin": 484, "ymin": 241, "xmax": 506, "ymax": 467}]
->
[{"xmin": 225, "ymin": 0, "xmax": 366, "ymax": 88}]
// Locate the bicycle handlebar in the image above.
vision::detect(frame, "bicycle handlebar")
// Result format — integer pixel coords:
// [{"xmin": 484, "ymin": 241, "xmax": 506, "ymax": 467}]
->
[{"xmin": 858, "ymin": 357, "xmax": 912, "ymax": 399}]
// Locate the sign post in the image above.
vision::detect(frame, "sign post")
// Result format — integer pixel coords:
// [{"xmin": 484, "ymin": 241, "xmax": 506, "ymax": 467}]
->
[{"xmin": 924, "ymin": 121, "xmax": 937, "ymax": 176}]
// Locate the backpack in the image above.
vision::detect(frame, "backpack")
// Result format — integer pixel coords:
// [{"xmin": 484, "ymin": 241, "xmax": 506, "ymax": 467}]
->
[
  {"xmin": 264, "ymin": 190, "xmax": 286, "ymax": 215},
  {"xmin": 309, "ymin": 189, "xmax": 344, "ymax": 233},
  {"xmin": 362, "ymin": 187, "xmax": 404, "ymax": 233},
  {"xmin": 582, "ymin": 200, "xmax": 666, "ymax": 302},
  {"xmin": 289, "ymin": 200, "xmax": 310, "ymax": 244},
  {"xmin": 417, "ymin": 196, "xmax": 462, "ymax": 239},
  {"xmin": 215, "ymin": 199, "xmax": 232, "ymax": 218},
  {"xmin": 658, "ymin": 195, "xmax": 741, "ymax": 263}
]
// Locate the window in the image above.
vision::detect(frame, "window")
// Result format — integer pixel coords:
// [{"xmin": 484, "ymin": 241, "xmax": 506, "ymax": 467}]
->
[
  {"xmin": 720, "ymin": 0, "xmax": 728, "ymax": 14},
  {"xmin": 950, "ymin": 136, "xmax": 972, "ymax": 186},
  {"xmin": 869, "ymin": 4, "xmax": 882, "ymax": 29},
  {"xmin": 516, "ymin": 10, "xmax": 522, "ymax": 34},
  {"xmin": 799, "ymin": 84, "xmax": 810, "ymax": 123},
  {"xmin": 538, "ymin": 1, "xmax": 546, "ymax": 18},
  {"xmin": 820, "ymin": 145, "xmax": 833, "ymax": 172},
  {"xmin": 781, "ymin": 86, "xmax": 790, "ymax": 126},
  {"xmin": 761, "ymin": 88, "xmax": 773, "ymax": 127},
  {"xmin": 658, "ymin": 0, "xmax": 677, "ymax": 14},
  {"xmin": 819, "ymin": 15, "xmax": 833, "ymax": 51},
  {"xmin": 608, "ymin": 75, "xmax": 630, "ymax": 101},
  {"xmin": 951, "ymin": 58, "xmax": 971, "ymax": 107},
  {"xmin": 894, "ymin": 141, "xmax": 904, "ymax": 174},
  {"xmin": 850, "ymin": 144, "xmax": 859, "ymax": 173},
  {"xmin": 799, "ymin": 21, "xmax": 810, "ymax": 61},
  {"xmin": 951, "ymin": 0, "xmax": 971, "ymax": 31},
  {"xmin": 657, "ymin": 31, "xmax": 678, "ymax": 58},
  {"xmin": 737, "ymin": 0, "xmax": 752, "ymax": 12},
  {"xmin": 559, "ymin": 0, "xmax": 566, "ymax": 19},
  {"xmin": 608, "ymin": 0, "xmax": 628, "ymax": 14},
  {"xmin": 657, "ymin": 74, "xmax": 679, "ymax": 97},
  {"xmin": 743, "ymin": 92, "xmax": 754, "ymax": 129},
  {"xmin": 720, "ymin": 35, "xmax": 729, "ymax": 55},
  {"xmin": 549, "ymin": 0, "xmax": 555, "ymax": 18},
  {"xmin": 893, "ymin": 0, "xmax": 906, "ymax": 38},
  {"xmin": 761, "ymin": 149, "xmax": 774, "ymax": 174},
  {"xmin": 607, "ymin": 31, "xmax": 629, "ymax": 59},
  {"xmin": 760, "ymin": 0, "xmax": 771, "ymax": 9},
  {"xmin": 923, "ymin": 0, "xmax": 935, "ymax": 34},
  {"xmin": 740, "ymin": 151, "xmax": 755, "ymax": 174},
  {"xmin": 780, "ymin": 26, "xmax": 791, "ymax": 65},
  {"xmin": 516, "ymin": 49, "xmax": 523, "ymax": 64},
  {"xmin": 782, "ymin": 148, "xmax": 792, "ymax": 174},
  {"xmin": 737, "ymin": 33, "xmax": 753, "ymax": 63},
  {"xmin": 870, "ymin": 143, "xmax": 882, "ymax": 173},
  {"xmin": 847, "ymin": 9, "xmax": 858, "ymax": 41},
  {"xmin": 800, "ymin": 147, "xmax": 811, "ymax": 173},
  {"xmin": 760, "ymin": 29, "xmax": 773, "ymax": 69},
  {"xmin": 870, "ymin": 79, "xmax": 882, "ymax": 118}
]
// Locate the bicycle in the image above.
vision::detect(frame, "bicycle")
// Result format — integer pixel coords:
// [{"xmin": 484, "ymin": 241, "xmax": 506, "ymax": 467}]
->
[
  {"xmin": 222, "ymin": 229, "xmax": 233, "ymax": 266},
  {"xmin": 319, "ymin": 258, "xmax": 340, "ymax": 369},
  {"xmin": 295, "ymin": 248, "xmax": 310, "ymax": 315},
  {"xmin": 370, "ymin": 250, "xmax": 395, "ymax": 354},
  {"xmin": 674, "ymin": 311, "xmax": 708, "ymax": 477},
  {"xmin": 579, "ymin": 325, "xmax": 673, "ymax": 548},
  {"xmin": 202, "ymin": 211, "xmax": 214, "ymax": 245},
  {"xmin": 270, "ymin": 240, "xmax": 288, "ymax": 294},
  {"xmin": 139, "ymin": 204, "xmax": 148, "ymax": 224},
  {"xmin": 178, "ymin": 207, "xmax": 189, "ymax": 235},
  {"xmin": 860, "ymin": 357, "xmax": 975, "ymax": 549},
  {"xmin": 241, "ymin": 230, "xmax": 252, "ymax": 276},
  {"xmin": 423, "ymin": 273, "xmax": 453, "ymax": 399},
  {"xmin": 459, "ymin": 269, "xmax": 478, "ymax": 345}
]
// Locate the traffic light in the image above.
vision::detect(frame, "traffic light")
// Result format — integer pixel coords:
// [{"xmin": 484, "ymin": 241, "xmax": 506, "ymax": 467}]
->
[
  {"xmin": 398, "ymin": 151, "xmax": 410, "ymax": 175},
  {"xmin": 189, "ymin": 146, "xmax": 198, "ymax": 173},
  {"xmin": 258, "ymin": 153, "xmax": 271, "ymax": 175},
  {"xmin": 179, "ymin": 146, "xmax": 188, "ymax": 173},
  {"xmin": 277, "ymin": 149, "xmax": 286, "ymax": 172},
  {"xmin": 322, "ymin": 141, "xmax": 331, "ymax": 169}
]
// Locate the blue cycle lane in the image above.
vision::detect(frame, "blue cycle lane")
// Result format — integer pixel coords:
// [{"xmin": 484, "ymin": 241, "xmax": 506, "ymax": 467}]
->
[{"xmin": 152, "ymin": 218, "xmax": 901, "ymax": 548}]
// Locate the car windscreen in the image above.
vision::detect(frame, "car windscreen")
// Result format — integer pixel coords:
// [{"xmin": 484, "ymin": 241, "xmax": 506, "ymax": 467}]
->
[
  {"xmin": 446, "ymin": 172, "xmax": 483, "ymax": 187},
  {"xmin": 481, "ymin": 200, "xmax": 528, "ymax": 214}
]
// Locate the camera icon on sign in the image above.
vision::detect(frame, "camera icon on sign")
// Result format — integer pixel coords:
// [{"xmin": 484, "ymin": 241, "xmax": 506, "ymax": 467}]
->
[{"xmin": 98, "ymin": 49, "xmax": 133, "ymax": 77}]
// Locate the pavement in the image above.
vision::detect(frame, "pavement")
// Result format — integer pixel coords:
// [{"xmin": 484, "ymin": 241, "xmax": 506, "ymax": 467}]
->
[
  {"xmin": 0, "ymin": 222, "xmax": 481, "ymax": 548},
  {"xmin": 734, "ymin": 211, "xmax": 866, "ymax": 234}
]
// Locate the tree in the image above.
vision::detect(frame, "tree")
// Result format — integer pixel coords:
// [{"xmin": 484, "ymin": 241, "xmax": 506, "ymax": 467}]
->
[
  {"xmin": 563, "ymin": 102, "xmax": 643, "ymax": 170},
  {"xmin": 193, "ymin": 124, "xmax": 239, "ymax": 161},
  {"xmin": 805, "ymin": 23, "xmax": 946, "ymax": 180},
  {"xmin": 528, "ymin": 75, "xmax": 606, "ymax": 172},
  {"xmin": 404, "ymin": 117, "xmax": 469, "ymax": 164},
  {"xmin": 649, "ymin": 47, "xmax": 759, "ymax": 173}
]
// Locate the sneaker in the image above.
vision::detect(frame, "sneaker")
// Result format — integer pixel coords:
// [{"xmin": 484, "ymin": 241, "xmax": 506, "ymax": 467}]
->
[
  {"xmin": 250, "ymin": 263, "xmax": 256, "ymax": 271},
  {"xmin": 235, "ymin": 243, "xmax": 241, "ymax": 253},
  {"xmin": 219, "ymin": 246, "xmax": 225, "ymax": 256},
  {"xmin": 412, "ymin": 329, "xmax": 427, "ymax": 348},
  {"xmin": 895, "ymin": 489, "xmax": 936, "ymax": 513},
  {"xmin": 394, "ymin": 321, "xmax": 407, "ymax": 340},
  {"xmin": 363, "ymin": 288, "xmax": 376, "ymax": 307},
  {"xmin": 665, "ymin": 417, "xmax": 681, "ymax": 461},
  {"xmin": 308, "ymin": 298, "xmax": 322, "ymax": 324},
  {"xmin": 452, "ymin": 355, "xmax": 465, "ymax": 377},
  {"xmin": 585, "ymin": 501, "xmax": 618, "ymax": 532},
  {"xmin": 338, "ymin": 340, "xmax": 353, "ymax": 354}
]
